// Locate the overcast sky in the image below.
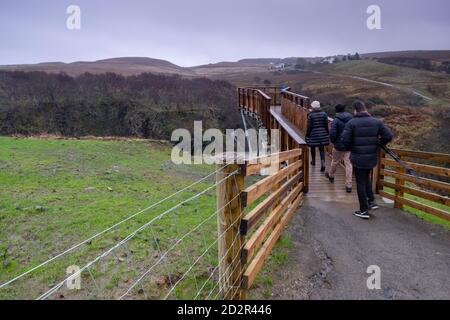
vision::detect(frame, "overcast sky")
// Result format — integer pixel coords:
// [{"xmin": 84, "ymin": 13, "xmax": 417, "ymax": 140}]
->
[{"xmin": 0, "ymin": 0, "xmax": 449, "ymax": 66}]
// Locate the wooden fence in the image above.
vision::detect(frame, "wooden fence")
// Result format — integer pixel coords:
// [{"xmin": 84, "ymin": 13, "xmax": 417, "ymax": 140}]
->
[
  {"xmin": 376, "ymin": 148, "xmax": 450, "ymax": 221},
  {"xmin": 238, "ymin": 87, "xmax": 272, "ymax": 129},
  {"xmin": 217, "ymin": 149, "xmax": 305, "ymax": 299}
]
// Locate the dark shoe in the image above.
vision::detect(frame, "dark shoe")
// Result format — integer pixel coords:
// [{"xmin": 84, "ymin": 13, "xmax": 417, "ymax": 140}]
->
[
  {"xmin": 354, "ymin": 211, "xmax": 370, "ymax": 219},
  {"xmin": 320, "ymin": 160, "xmax": 326, "ymax": 172},
  {"xmin": 346, "ymin": 187, "xmax": 352, "ymax": 193},
  {"xmin": 368, "ymin": 202, "xmax": 379, "ymax": 210},
  {"xmin": 325, "ymin": 172, "xmax": 335, "ymax": 183},
  {"xmin": 321, "ymin": 166, "xmax": 326, "ymax": 172},
  {"xmin": 310, "ymin": 161, "xmax": 316, "ymax": 166}
]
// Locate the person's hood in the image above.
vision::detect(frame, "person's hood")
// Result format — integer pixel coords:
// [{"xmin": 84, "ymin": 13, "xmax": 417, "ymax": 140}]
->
[{"xmin": 336, "ymin": 112, "xmax": 352, "ymax": 123}]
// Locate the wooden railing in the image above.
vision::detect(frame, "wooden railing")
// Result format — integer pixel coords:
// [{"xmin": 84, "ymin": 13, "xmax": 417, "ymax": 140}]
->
[
  {"xmin": 376, "ymin": 149, "xmax": 450, "ymax": 221},
  {"xmin": 238, "ymin": 87, "xmax": 272, "ymax": 129},
  {"xmin": 217, "ymin": 149, "xmax": 305, "ymax": 299},
  {"xmin": 238, "ymin": 86, "xmax": 310, "ymax": 192},
  {"xmin": 280, "ymin": 91, "xmax": 335, "ymax": 155}
]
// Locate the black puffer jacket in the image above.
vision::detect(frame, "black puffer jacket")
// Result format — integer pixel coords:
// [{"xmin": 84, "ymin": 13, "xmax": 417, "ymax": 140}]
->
[
  {"xmin": 330, "ymin": 112, "xmax": 352, "ymax": 151},
  {"xmin": 341, "ymin": 112, "xmax": 393, "ymax": 169},
  {"xmin": 306, "ymin": 110, "xmax": 330, "ymax": 147}
]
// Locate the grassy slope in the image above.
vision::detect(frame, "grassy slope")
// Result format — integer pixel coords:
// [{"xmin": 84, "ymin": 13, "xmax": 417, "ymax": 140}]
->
[
  {"xmin": 315, "ymin": 60, "xmax": 450, "ymax": 105},
  {"xmin": 0, "ymin": 137, "xmax": 294, "ymax": 300},
  {"xmin": 0, "ymin": 137, "xmax": 222, "ymax": 299}
]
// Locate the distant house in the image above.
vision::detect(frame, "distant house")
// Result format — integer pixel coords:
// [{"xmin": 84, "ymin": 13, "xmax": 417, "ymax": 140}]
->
[
  {"xmin": 275, "ymin": 63, "xmax": 285, "ymax": 71},
  {"xmin": 321, "ymin": 57, "xmax": 336, "ymax": 64},
  {"xmin": 268, "ymin": 62, "xmax": 286, "ymax": 71}
]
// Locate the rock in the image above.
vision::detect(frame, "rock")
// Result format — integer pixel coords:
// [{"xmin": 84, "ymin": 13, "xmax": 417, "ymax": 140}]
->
[
  {"xmin": 35, "ymin": 205, "xmax": 45, "ymax": 212},
  {"xmin": 107, "ymin": 187, "xmax": 113, "ymax": 192},
  {"xmin": 3, "ymin": 261, "xmax": 10, "ymax": 268}
]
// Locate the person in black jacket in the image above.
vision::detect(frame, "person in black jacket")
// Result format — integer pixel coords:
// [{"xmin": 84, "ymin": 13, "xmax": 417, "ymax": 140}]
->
[
  {"xmin": 341, "ymin": 101, "xmax": 393, "ymax": 219},
  {"xmin": 325, "ymin": 104, "xmax": 353, "ymax": 192},
  {"xmin": 306, "ymin": 101, "xmax": 330, "ymax": 172}
]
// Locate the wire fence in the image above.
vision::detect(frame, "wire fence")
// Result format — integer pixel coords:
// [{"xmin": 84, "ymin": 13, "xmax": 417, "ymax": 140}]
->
[{"xmin": 0, "ymin": 165, "xmax": 243, "ymax": 300}]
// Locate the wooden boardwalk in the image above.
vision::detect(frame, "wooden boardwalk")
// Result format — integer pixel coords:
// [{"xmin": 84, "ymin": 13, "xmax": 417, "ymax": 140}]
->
[
  {"xmin": 308, "ymin": 153, "xmax": 356, "ymax": 201},
  {"xmin": 270, "ymin": 105, "xmax": 357, "ymax": 201}
]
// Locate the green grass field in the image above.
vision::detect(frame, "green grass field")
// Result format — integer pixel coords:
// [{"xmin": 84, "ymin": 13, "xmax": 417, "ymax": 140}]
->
[
  {"xmin": 0, "ymin": 137, "xmax": 290, "ymax": 300},
  {"xmin": 0, "ymin": 137, "xmax": 225, "ymax": 299}
]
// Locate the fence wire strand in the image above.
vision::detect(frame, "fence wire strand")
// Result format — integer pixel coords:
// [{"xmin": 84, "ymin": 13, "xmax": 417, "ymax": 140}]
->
[
  {"xmin": 0, "ymin": 165, "xmax": 229, "ymax": 290},
  {"xmin": 36, "ymin": 168, "xmax": 238, "ymax": 300}
]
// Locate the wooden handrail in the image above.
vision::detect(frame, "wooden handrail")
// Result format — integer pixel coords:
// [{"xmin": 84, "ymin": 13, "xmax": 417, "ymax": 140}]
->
[{"xmin": 389, "ymin": 148, "xmax": 450, "ymax": 163}]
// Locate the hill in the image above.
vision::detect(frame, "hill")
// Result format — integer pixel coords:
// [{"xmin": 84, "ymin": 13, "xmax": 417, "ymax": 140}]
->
[
  {"xmin": 361, "ymin": 50, "xmax": 450, "ymax": 74},
  {"xmin": 362, "ymin": 50, "xmax": 450, "ymax": 62},
  {"xmin": 0, "ymin": 57, "xmax": 196, "ymax": 77}
]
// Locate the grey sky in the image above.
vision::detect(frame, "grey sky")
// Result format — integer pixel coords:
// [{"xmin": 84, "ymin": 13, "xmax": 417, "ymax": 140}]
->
[{"xmin": 0, "ymin": 0, "xmax": 449, "ymax": 66}]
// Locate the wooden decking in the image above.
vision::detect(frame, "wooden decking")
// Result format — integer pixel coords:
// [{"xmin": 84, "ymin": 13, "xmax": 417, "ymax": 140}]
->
[{"xmin": 308, "ymin": 153, "xmax": 357, "ymax": 201}]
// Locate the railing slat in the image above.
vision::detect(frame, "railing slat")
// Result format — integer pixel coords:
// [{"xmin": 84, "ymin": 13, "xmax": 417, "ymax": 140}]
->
[
  {"xmin": 242, "ymin": 192, "xmax": 303, "ymax": 289},
  {"xmin": 390, "ymin": 149, "xmax": 450, "ymax": 163},
  {"xmin": 382, "ymin": 158, "xmax": 450, "ymax": 177},
  {"xmin": 242, "ymin": 182, "xmax": 303, "ymax": 264},
  {"xmin": 241, "ymin": 161, "xmax": 302, "ymax": 206},
  {"xmin": 241, "ymin": 171, "xmax": 302, "ymax": 234},
  {"xmin": 381, "ymin": 169, "xmax": 450, "ymax": 193},
  {"xmin": 380, "ymin": 180, "xmax": 450, "ymax": 206},
  {"xmin": 243, "ymin": 149, "xmax": 302, "ymax": 176},
  {"xmin": 379, "ymin": 190, "xmax": 450, "ymax": 221}
]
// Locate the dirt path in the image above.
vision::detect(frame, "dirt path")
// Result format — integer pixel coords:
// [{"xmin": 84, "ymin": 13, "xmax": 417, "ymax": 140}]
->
[{"xmin": 266, "ymin": 196, "xmax": 450, "ymax": 300}]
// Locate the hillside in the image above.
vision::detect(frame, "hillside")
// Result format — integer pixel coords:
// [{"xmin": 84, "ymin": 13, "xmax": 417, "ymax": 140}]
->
[
  {"xmin": 0, "ymin": 57, "xmax": 196, "ymax": 77},
  {"xmin": 0, "ymin": 71, "xmax": 240, "ymax": 139},
  {"xmin": 190, "ymin": 61, "xmax": 270, "ymax": 76},
  {"xmin": 362, "ymin": 50, "xmax": 450, "ymax": 61},
  {"xmin": 313, "ymin": 59, "xmax": 450, "ymax": 102}
]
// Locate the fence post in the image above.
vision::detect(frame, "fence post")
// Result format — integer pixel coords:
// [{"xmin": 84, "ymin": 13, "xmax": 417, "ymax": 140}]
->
[
  {"xmin": 216, "ymin": 162, "xmax": 245, "ymax": 300},
  {"xmin": 394, "ymin": 154, "xmax": 405, "ymax": 210},
  {"xmin": 301, "ymin": 144, "xmax": 309, "ymax": 194},
  {"xmin": 373, "ymin": 149, "xmax": 385, "ymax": 194}
]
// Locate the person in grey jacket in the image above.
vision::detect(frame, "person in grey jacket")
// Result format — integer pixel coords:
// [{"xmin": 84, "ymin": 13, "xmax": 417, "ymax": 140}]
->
[
  {"xmin": 341, "ymin": 101, "xmax": 393, "ymax": 219},
  {"xmin": 306, "ymin": 101, "xmax": 330, "ymax": 172}
]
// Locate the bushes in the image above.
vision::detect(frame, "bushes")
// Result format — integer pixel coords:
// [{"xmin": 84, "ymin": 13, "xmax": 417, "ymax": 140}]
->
[{"xmin": 0, "ymin": 71, "xmax": 240, "ymax": 139}]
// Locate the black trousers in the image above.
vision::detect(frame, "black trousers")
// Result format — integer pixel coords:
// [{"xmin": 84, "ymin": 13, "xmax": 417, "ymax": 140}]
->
[
  {"xmin": 354, "ymin": 168, "xmax": 375, "ymax": 212},
  {"xmin": 310, "ymin": 146, "xmax": 325, "ymax": 164}
]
